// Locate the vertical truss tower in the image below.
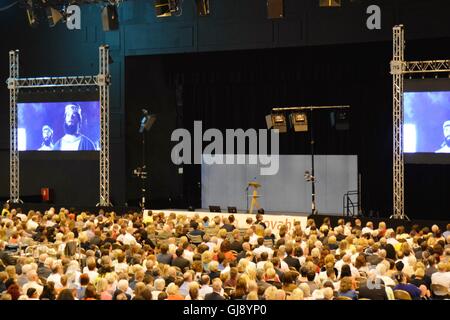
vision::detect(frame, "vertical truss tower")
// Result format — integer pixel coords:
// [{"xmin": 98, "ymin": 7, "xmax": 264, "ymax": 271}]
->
[
  {"xmin": 390, "ymin": 25, "xmax": 450, "ymax": 219},
  {"xmin": 7, "ymin": 46, "xmax": 111, "ymax": 206}
]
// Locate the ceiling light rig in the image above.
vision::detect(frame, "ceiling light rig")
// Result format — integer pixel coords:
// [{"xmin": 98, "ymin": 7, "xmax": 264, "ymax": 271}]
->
[{"xmin": 20, "ymin": 0, "xmax": 123, "ymax": 30}]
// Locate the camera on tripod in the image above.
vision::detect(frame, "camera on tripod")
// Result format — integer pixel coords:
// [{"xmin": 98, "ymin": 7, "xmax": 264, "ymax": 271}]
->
[{"xmin": 133, "ymin": 166, "xmax": 147, "ymax": 179}]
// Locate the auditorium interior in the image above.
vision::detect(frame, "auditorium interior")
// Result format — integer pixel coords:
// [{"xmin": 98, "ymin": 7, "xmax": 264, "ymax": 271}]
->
[{"xmin": 0, "ymin": 0, "xmax": 449, "ymax": 303}]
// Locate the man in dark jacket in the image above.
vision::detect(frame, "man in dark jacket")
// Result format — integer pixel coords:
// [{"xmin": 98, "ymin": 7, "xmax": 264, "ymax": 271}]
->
[
  {"xmin": 0, "ymin": 241, "xmax": 16, "ymax": 271},
  {"xmin": 283, "ymin": 245, "xmax": 301, "ymax": 271},
  {"xmin": 171, "ymin": 248, "xmax": 190, "ymax": 272},
  {"xmin": 205, "ymin": 279, "xmax": 225, "ymax": 300}
]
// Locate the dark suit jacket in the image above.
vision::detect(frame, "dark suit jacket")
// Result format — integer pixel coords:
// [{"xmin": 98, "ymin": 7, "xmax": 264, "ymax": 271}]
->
[
  {"xmin": 189, "ymin": 229, "xmax": 205, "ymax": 237},
  {"xmin": 157, "ymin": 253, "xmax": 173, "ymax": 265},
  {"xmin": 236, "ymin": 250, "xmax": 249, "ymax": 262},
  {"xmin": 366, "ymin": 254, "xmax": 383, "ymax": 266},
  {"xmin": 0, "ymin": 250, "xmax": 16, "ymax": 267},
  {"xmin": 172, "ymin": 257, "xmax": 191, "ymax": 272},
  {"xmin": 37, "ymin": 266, "xmax": 52, "ymax": 280},
  {"xmin": 230, "ymin": 241, "xmax": 243, "ymax": 253},
  {"xmin": 205, "ymin": 292, "xmax": 225, "ymax": 300},
  {"xmin": 222, "ymin": 224, "xmax": 235, "ymax": 232},
  {"xmin": 358, "ymin": 281, "xmax": 388, "ymax": 300},
  {"xmin": 284, "ymin": 255, "xmax": 301, "ymax": 271}
]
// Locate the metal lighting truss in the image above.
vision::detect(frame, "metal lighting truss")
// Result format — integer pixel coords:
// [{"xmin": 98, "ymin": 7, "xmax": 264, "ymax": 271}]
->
[
  {"xmin": 7, "ymin": 45, "xmax": 111, "ymax": 206},
  {"xmin": 390, "ymin": 25, "xmax": 450, "ymax": 220},
  {"xmin": 7, "ymin": 50, "xmax": 20, "ymax": 203}
]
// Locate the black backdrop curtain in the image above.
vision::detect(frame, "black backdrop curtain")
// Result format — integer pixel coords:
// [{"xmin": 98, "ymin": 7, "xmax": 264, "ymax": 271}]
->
[{"xmin": 126, "ymin": 38, "xmax": 450, "ymax": 220}]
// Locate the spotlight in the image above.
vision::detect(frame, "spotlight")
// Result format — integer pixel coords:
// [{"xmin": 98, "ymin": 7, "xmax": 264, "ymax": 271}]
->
[
  {"xmin": 267, "ymin": 0, "xmax": 284, "ymax": 19},
  {"xmin": 195, "ymin": 0, "xmax": 209, "ymax": 16},
  {"xmin": 46, "ymin": 7, "xmax": 64, "ymax": 27},
  {"xmin": 266, "ymin": 113, "xmax": 287, "ymax": 133},
  {"xmin": 25, "ymin": 0, "xmax": 38, "ymax": 28},
  {"xmin": 319, "ymin": 0, "xmax": 341, "ymax": 7},
  {"xmin": 290, "ymin": 112, "xmax": 308, "ymax": 132},
  {"xmin": 154, "ymin": 0, "xmax": 182, "ymax": 17}
]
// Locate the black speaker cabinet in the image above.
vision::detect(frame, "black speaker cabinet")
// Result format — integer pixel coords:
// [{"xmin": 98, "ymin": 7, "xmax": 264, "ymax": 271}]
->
[{"xmin": 102, "ymin": 5, "xmax": 119, "ymax": 31}]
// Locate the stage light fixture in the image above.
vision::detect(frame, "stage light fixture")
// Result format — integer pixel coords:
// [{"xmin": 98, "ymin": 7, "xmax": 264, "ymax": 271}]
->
[
  {"xmin": 46, "ymin": 7, "xmax": 64, "ymax": 27},
  {"xmin": 266, "ymin": 113, "xmax": 287, "ymax": 133},
  {"xmin": 154, "ymin": 0, "xmax": 182, "ymax": 17},
  {"xmin": 290, "ymin": 112, "xmax": 308, "ymax": 132},
  {"xmin": 319, "ymin": 0, "xmax": 341, "ymax": 7},
  {"xmin": 102, "ymin": 5, "xmax": 119, "ymax": 31},
  {"xmin": 267, "ymin": 0, "xmax": 284, "ymax": 19},
  {"xmin": 195, "ymin": 0, "xmax": 209, "ymax": 16},
  {"xmin": 25, "ymin": 0, "xmax": 38, "ymax": 28}
]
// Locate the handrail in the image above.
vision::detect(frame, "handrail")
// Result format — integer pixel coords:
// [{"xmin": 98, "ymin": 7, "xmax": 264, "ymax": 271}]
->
[{"xmin": 343, "ymin": 190, "xmax": 359, "ymax": 217}]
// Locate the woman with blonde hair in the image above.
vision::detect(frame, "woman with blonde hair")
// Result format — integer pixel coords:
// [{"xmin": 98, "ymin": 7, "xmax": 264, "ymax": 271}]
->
[
  {"xmin": 208, "ymin": 261, "xmax": 220, "ymax": 280},
  {"xmin": 263, "ymin": 286, "xmax": 278, "ymax": 300},
  {"xmin": 96, "ymin": 278, "xmax": 112, "ymax": 300},
  {"xmin": 299, "ymin": 283, "xmax": 311, "ymax": 299},
  {"xmin": 245, "ymin": 264, "xmax": 257, "ymax": 281},
  {"xmin": 185, "ymin": 282, "xmax": 203, "ymax": 300},
  {"xmin": 166, "ymin": 283, "xmax": 184, "ymax": 300},
  {"xmin": 288, "ymin": 288, "xmax": 304, "ymax": 300},
  {"xmin": 237, "ymin": 258, "xmax": 249, "ymax": 273},
  {"xmin": 217, "ymin": 229, "xmax": 228, "ymax": 248},
  {"xmin": 246, "ymin": 291, "xmax": 259, "ymax": 300},
  {"xmin": 202, "ymin": 251, "xmax": 213, "ymax": 272},
  {"xmin": 338, "ymin": 276, "xmax": 357, "ymax": 300}
]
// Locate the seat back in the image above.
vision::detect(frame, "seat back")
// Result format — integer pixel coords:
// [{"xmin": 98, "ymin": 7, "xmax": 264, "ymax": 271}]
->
[
  {"xmin": 335, "ymin": 296, "xmax": 353, "ymax": 300},
  {"xmin": 394, "ymin": 289, "xmax": 412, "ymax": 300},
  {"xmin": 431, "ymin": 284, "xmax": 449, "ymax": 297},
  {"xmin": 188, "ymin": 234, "xmax": 203, "ymax": 244}
]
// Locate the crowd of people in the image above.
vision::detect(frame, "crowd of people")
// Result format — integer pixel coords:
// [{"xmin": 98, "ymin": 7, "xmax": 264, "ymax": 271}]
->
[{"xmin": 0, "ymin": 203, "xmax": 449, "ymax": 300}]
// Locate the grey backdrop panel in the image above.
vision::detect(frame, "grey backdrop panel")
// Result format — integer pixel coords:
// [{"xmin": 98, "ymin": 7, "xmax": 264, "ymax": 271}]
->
[{"xmin": 201, "ymin": 155, "xmax": 358, "ymax": 215}]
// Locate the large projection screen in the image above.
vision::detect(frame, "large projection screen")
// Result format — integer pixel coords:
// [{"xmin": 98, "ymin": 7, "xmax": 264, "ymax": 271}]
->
[
  {"xmin": 201, "ymin": 155, "xmax": 358, "ymax": 215},
  {"xmin": 404, "ymin": 79, "xmax": 450, "ymax": 164}
]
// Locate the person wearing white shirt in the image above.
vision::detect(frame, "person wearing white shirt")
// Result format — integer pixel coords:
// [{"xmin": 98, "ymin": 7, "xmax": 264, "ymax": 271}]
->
[
  {"xmin": 386, "ymin": 230, "xmax": 399, "ymax": 246},
  {"xmin": 362, "ymin": 222, "xmax": 374, "ymax": 235},
  {"xmin": 183, "ymin": 245, "xmax": 194, "ymax": 263},
  {"xmin": 443, "ymin": 224, "xmax": 450, "ymax": 239},
  {"xmin": 253, "ymin": 238, "xmax": 274, "ymax": 260},
  {"xmin": 199, "ymin": 275, "xmax": 213, "ymax": 298},
  {"xmin": 431, "ymin": 262, "xmax": 450, "ymax": 289},
  {"xmin": 116, "ymin": 228, "xmax": 136, "ymax": 245},
  {"xmin": 26, "ymin": 217, "xmax": 39, "ymax": 232},
  {"xmin": 22, "ymin": 270, "xmax": 43, "ymax": 296},
  {"xmin": 247, "ymin": 229, "xmax": 259, "ymax": 246},
  {"xmin": 47, "ymin": 265, "xmax": 63, "ymax": 289},
  {"xmin": 152, "ymin": 278, "xmax": 166, "ymax": 300}
]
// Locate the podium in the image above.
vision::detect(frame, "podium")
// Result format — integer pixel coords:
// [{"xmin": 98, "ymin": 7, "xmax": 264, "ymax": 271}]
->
[{"xmin": 247, "ymin": 181, "xmax": 262, "ymax": 214}]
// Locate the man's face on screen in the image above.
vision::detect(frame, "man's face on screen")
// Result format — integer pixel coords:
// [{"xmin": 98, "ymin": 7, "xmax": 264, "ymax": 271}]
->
[
  {"xmin": 42, "ymin": 127, "xmax": 52, "ymax": 141},
  {"xmin": 64, "ymin": 105, "xmax": 81, "ymax": 135},
  {"xmin": 445, "ymin": 125, "xmax": 450, "ymax": 146}
]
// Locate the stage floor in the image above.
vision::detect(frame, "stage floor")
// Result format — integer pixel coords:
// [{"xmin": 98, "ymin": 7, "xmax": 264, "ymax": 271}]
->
[{"xmin": 145, "ymin": 209, "xmax": 310, "ymax": 235}]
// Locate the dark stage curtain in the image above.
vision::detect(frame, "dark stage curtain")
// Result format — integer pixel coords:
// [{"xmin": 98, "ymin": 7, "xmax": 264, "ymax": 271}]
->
[{"xmin": 126, "ymin": 38, "xmax": 450, "ymax": 220}]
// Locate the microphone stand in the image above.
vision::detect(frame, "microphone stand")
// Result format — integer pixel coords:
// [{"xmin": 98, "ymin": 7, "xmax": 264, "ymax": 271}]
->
[{"xmin": 140, "ymin": 128, "xmax": 147, "ymax": 213}]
